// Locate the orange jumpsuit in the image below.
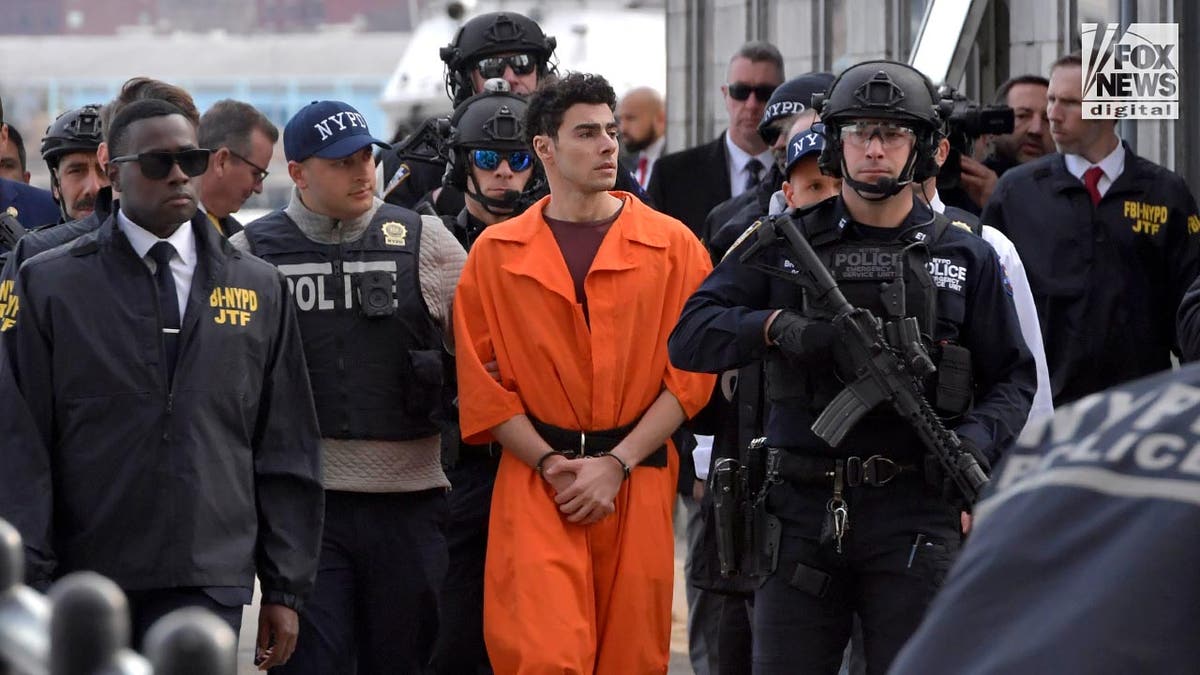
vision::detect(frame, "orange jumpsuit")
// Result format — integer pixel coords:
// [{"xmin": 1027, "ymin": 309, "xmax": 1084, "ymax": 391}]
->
[{"xmin": 454, "ymin": 193, "xmax": 715, "ymax": 675}]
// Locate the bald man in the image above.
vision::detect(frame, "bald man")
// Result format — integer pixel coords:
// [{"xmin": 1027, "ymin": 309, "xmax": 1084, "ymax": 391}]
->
[{"xmin": 617, "ymin": 87, "xmax": 666, "ymax": 189}]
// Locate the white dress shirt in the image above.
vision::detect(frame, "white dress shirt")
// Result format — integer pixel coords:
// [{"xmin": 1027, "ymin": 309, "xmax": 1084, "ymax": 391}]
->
[
  {"xmin": 725, "ymin": 132, "xmax": 775, "ymax": 199},
  {"xmin": 118, "ymin": 209, "xmax": 196, "ymax": 318},
  {"xmin": 930, "ymin": 191, "xmax": 1055, "ymax": 430},
  {"xmin": 1063, "ymin": 141, "xmax": 1126, "ymax": 198}
]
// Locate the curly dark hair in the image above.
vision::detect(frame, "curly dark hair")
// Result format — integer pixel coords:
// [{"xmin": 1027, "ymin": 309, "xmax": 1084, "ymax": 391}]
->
[{"xmin": 524, "ymin": 72, "xmax": 616, "ymax": 141}]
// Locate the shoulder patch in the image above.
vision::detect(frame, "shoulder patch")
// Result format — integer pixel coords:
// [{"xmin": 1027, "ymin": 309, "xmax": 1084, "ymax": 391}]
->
[
  {"xmin": 381, "ymin": 221, "xmax": 408, "ymax": 247},
  {"xmin": 0, "ymin": 279, "xmax": 18, "ymax": 331},
  {"xmin": 723, "ymin": 220, "xmax": 762, "ymax": 262},
  {"xmin": 382, "ymin": 163, "xmax": 412, "ymax": 199},
  {"xmin": 951, "ymin": 220, "xmax": 973, "ymax": 232}
]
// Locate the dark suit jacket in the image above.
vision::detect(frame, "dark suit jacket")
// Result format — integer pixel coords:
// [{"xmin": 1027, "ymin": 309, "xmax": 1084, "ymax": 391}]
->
[
  {"xmin": 0, "ymin": 177, "xmax": 59, "ymax": 230},
  {"xmin": 647, "ymin": 133, "xmax": 730, "ymax": 239}
]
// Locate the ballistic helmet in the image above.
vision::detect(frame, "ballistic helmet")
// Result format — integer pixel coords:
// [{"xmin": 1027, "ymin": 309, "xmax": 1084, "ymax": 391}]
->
[
  {"xmin": 446, "ymin": 81, "xmax": 531, "ymax": 190},
  {"xmin": 812, "ymin": 60, "xmax": 950, "ymax": 196},
  {"xmin": 41, "ymin": 104, "xmax": 103, "ymax": 170},
  {"xmin": 440, "ymin": 12, "xmax": 557, "ymax": 106}
]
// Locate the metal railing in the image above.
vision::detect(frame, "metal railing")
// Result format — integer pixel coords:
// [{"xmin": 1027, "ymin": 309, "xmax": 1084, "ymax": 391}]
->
[{"xmin": 0, "ymin": 519, "xmax": 237, "ymax": 675}]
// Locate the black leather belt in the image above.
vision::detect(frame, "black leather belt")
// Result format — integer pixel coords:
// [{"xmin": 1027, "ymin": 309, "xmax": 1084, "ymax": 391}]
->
[
  {"xmin": 529, "ymin": 416, "xmax": 668, "ymax": 467},
  {"xmin": 768, "ymin": 449, "xmax": 917, "ymax": 488}
]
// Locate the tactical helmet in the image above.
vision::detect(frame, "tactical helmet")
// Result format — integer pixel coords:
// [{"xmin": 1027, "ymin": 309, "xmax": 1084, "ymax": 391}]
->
[
  {"xmin": 811, "ymin": 61, "xmax": 950, "ymax": 195},
  {"xmin": 440, "ymin": 12, "xmax": 557, "ymax": 105},
  {"xmin": 40, "ymin": 104, "xmax": 103, "ymax": 169},
  {"xmin": 446, "ymin": 84, "xmax": 531, "ymax": 190}
]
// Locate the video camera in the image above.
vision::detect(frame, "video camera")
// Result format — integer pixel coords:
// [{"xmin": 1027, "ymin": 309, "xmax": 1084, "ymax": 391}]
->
[{"xmin": 937, "ymin": 86, "xmax": 1013, "ymax": 191}]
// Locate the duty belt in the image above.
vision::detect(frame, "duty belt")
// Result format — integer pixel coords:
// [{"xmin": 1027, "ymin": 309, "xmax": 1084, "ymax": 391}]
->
[
  {"xmin": 768, "ymin": 449, "xmax": 917, "ymax": 488},
  {"xmin": 529, "ymin": 416, "xmax": 668, "ymax": 467}
]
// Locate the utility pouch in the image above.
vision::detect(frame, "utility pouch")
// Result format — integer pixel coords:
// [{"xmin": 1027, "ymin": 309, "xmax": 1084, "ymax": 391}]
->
[
  {"xmin": 935, "ymin": 343, "xmax": 973, "ymax": 415},
  {"xmin": 749, "ymin": 503, "xmax": 782, "ymax": 578},
  {"xmin": 787, "ymin": 561, "xmax": 832, "ymax": 598}
]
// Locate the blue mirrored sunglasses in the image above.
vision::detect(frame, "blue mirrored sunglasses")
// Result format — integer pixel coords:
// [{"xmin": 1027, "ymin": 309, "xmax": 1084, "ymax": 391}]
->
[{"xmin": 471, "ymin": 149, "xmax": 533, "ymax": 172}]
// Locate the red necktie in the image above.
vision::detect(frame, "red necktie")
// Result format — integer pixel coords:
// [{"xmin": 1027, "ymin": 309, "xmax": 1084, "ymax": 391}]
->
[
  {"xmin": 636, "ymin": 156, "xmax": 649, "ymax": 188},
  {"xmin": 1083, "ymin": 166, "xmax": 1104, "ymax": 206}
]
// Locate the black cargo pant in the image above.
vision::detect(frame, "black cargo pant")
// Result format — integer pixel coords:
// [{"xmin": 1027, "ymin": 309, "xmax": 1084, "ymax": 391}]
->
[
  {"xmin": 431, "ymin": 453, "xmax": 499, "ymax": 674},
  {"xmin": 752, "ymin": 474, "xmax": 960, "ymax": 675},
  {"xmin": 274, "ymin": 488, "xmax": 448, "ymax": 675}
]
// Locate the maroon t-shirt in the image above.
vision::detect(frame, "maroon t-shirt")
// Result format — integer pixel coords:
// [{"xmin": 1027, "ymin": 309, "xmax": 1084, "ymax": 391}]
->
[{"xmin": 545, "ymin": 201, "xmax": 625, "ymax": 321}]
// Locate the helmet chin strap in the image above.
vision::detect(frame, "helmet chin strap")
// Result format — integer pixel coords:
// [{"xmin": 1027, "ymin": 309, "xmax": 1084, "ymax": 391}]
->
[
  {"xmin": 49, "ymin": 167, "xmax": 70, "ymax": 223},
  {"xmin": 840, "ymin": 143, "xmax": 920, "ymax": 202},
  {"xmin": 465, "ymin": 171, "xmax": 522, "ymax": 217}
]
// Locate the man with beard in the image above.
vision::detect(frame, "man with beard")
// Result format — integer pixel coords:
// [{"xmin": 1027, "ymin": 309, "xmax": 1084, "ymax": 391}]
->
[
  {"xmin": 985, "ymin": 75, "xmax": 1055, "ymax": 177},
  {"xmin": 617, "ymin": 86, "xmax": 666, "ymax": 190},
  {"xmin": 957, "ymin": 75, "xmax": 1056, "ymax": 210}
]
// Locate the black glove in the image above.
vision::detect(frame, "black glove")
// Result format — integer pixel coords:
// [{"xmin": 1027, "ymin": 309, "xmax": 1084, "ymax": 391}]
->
[
  {"xmin": 957, "ymin": 436, "xmax": 992, "ymax": 475},
  {"xmin": 768, "ymin": 310, "xmax": 839, "ymax": 363}
]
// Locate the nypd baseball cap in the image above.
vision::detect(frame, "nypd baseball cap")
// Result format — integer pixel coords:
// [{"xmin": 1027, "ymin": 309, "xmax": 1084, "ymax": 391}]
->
[
  {"xmin": 784, "ymin": 123, "xmax": 827, "ymax": 176},
  {"xmin": 284, "ymin": 100, "xmax": 389, "ymax": 163},
  {"xmin": 758, "ymin": 72, "xmax": 836, "ymax": 144}
]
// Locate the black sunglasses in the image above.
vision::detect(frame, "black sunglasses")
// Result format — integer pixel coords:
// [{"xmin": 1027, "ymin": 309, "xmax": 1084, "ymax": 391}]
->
[
  {"xmin": 109, "ymin": 149, "xmax": 211, "ymax": 180},
  {"xmin": 471, "ymin": 149, "xmax": 533, "ymax": 172},
  {"xmin": 228, "ymin": 148, "xmax": 270, "ymax": 184},
  {"xmin": 476, "ymin": 53, "xmax": 537, "ymax": 79},
  {"xmin": 727, "ymin": 83, "xmax": 777, "ymax": 102}
]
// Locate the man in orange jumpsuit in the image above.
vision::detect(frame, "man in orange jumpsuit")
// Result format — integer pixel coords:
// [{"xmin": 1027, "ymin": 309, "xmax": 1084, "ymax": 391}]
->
[{"xmin": 453, "ymin": 72, "xmax": 715, "ymax": 674}]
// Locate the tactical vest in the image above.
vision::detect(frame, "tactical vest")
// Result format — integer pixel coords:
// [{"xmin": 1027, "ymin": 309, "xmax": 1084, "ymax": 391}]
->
[
  {"xmin": 244, "ymin": 205, "xmax": 442, "ymax": 441},
  {"xmin": 764, "ymin": 211, "xmax": 951, "ymax": 418}
]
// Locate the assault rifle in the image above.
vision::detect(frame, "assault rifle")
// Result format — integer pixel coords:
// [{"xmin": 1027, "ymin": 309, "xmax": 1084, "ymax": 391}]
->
[{"xmin": 739, "ymin": 214, "xmax": 989, "ymax": 505}]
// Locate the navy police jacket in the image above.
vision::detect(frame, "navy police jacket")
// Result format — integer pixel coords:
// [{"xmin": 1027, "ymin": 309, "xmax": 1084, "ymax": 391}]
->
[
  {"xmin": 892, "ymin": 364, "xmax": 1200, "ymax": 674},
  {"xmin": 0, "ymin": 210, "xmax": 323, "ymax": 608},
  {"xmin": 668, "ymin": 195, "xmax": 1035, "ymax": 464},
  {"xmin": 982, "ymin": 144, "xmax": 1200, "ymax": 405},
  {"xmin": 0, "ymin": 176, "xmax": 59, "ymax": 233}
]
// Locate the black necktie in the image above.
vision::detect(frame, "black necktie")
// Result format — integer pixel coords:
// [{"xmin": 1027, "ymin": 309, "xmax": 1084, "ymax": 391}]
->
[
  {"xmin": 148, "ymin": 241, "xmax": 181, "ymax": 384},
  {"xmin": 744, "ymin": 158, "xmax": 763, "ymax": 191}
]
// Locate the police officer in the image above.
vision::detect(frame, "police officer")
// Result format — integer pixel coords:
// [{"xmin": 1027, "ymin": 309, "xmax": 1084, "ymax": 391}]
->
[
  {"xmin": 892, "ymin": 365, "xmax": 1200, "ymax": 674},
  {"xmin": 668, "ymin": 60, "xmax": 1035, "ymax": 674},
  {"xmin": 232, "ymin": 100, "xmax": 467, "ymax": 673},
  {"xmin": 40, "ymin": 104, "xmax": 109, "ymax": 223},
  {"xmin": 984, "ymin": 52, "xmax": 1200, "ymax": 405},
  {"xmin": 379, "ymin": 11, "xmax": 645, "ymax": 215},
  {"xmin": 441, "ymin": 80, "xmax": 541, "ymax": 249},
  {"xmin": 702, "ymin": 72, "xmax": 834, "ymax": 257},
  {"xmin": 0, "ymin": 98, "xmax": 322, "ymax": 668},
  {"xmin": 432, "ymin": 81, "xmax": 538, "ymax": 675},
  {"xmin": 0, "ymin": 94, "xmax": 59, "ymax": 232}
]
